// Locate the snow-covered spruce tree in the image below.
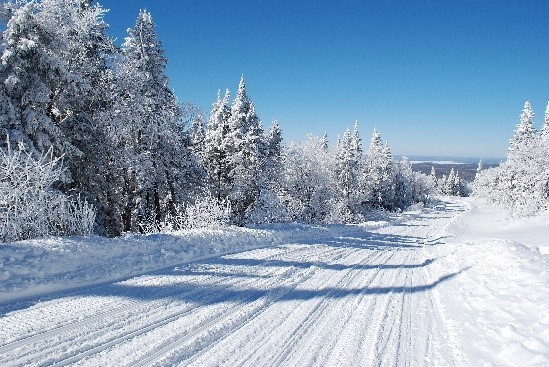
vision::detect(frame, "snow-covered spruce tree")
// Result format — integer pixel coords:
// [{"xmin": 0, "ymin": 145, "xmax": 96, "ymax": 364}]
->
[
  {"xmin": 0, "ymin": 1, "xmax": 77, "ymax": 160},
  {"xmin": 442, "ymin": 168, "xmax": 456, "ymax": 195},
  {"xmin": 115, "ymin": 10, "xmax": 190, "ymax": 232},
  {"xmin": 361, "ymin": 129, "xmax": 395, "ymax": 209},
  {"xmin": 183, "ymin": 102, "xmax": 207, "ymax": 166},
  {"xmin": 473, "ymin": 101, "xmax": 549, "ymax": 215},
  {"xmin": 38, "ymin": 0, "xmax": 124, "ymax": 236},
  {"xmin": 321, "ymin": 131, "xmax": 329, "ymax": 152},
  {"xmin": 204, "ymin": 89, "xmax": 231, "ymax": 201},
  {"xmin": 224, "ymin": 76, "xmax": 265, "ymax": 224},
  {"xmin": 331, "ymin": 124, "xmax": 362, "ymax": 222},
  {"xmin": 541, "ymin": 100, "xmax": 549, "ymax": 140},
  {"xmin": 246, "ymin": 119, "xmax": 287, "ymax": 224},
  {"xmin": 0, "ymin": 0, "xmax": 126, "ymax": 236},
  {"xmin": 476, "ymin": 160, "xmax": 483, "ymax": 179},
  {"xmin": 508, "ymin": 100, "xmax": 536, "ymax": 162},
  {"xmin": 430, "ymin": 166, "xmax": 439, "ymax": 192}
]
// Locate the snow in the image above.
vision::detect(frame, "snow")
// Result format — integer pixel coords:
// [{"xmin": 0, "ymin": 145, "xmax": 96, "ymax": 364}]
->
[{"xmin": 0, "ymin": 197, "xmax": 548, "ymax": 366}]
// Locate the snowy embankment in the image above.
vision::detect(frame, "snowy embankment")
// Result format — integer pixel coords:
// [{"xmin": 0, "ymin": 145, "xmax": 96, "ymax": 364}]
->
[
  {"xmin": 424, "ymin": 197, "xmax": 549, "ymax": 366},
  {"xmin": 0, "ymin": 222, "xmax": 398, "ymax": 304}
]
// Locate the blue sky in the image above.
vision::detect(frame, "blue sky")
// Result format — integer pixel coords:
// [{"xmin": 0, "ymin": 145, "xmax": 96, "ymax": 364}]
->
[{"xmin": 99, "ymin": 0, "xmax": 548, "ymax": 158}]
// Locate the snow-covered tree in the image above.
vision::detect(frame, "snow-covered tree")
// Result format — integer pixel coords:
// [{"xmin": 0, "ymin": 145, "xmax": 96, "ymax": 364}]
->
[
  {"xmin": 474, "ymin": 100, "xmax": 549, "ymax": 215},
  {"xmin": 362, "ymin": 129, "xmax": 394, "ymax": 209},
  {"xmin": 280, "ymin": 135, "xmax": 333, "ymax": 223},
  {"xmin": 0, "ymin": 1, "xmax": 76, "ymax": 159},
  {"xmin": 476, "ymin": 160, "xmax": 483, "ymax": 179},
  {"xmin": 115, "ymin": 10, "xmax": 188, "ymax": 232},
  {"xmin": 541, "ymin": 100, "xmax": 549, "ymax": 140},
  {"xmin": 224, "ymin": 76, "xmax": 265, "ymax": 224},
  {"xmin": 246, "ymin": 119, "xmax": 285, "ymax": 224},
  {"xmin": 204, "ymin": 89, "xmax": 231, "ymax": 201},
  {"xmin": 321, "ymin": 131, "xmax": 329, "ymax": 152},
  {"xmin": 430, "ymin": 166, "xmax": 438, "ymax": 191},
  {"xmin": 508, "ymin": 100, "xmax": 536, "ymax": 160},
  {"xmin": 183, "ymin": 102, "xmax": 206, "ymax": 163}
]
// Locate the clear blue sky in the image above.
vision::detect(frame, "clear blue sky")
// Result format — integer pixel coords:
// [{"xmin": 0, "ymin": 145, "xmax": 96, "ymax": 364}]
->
[{"xmin": 98, "ymin": 0, "xmax": 548, "ymax": 158}]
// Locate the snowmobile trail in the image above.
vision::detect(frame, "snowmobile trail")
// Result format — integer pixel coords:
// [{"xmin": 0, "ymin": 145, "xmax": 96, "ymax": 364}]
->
[{"xmin": 0, "ymin": 200, "xmax": 468, "ymax": 366}]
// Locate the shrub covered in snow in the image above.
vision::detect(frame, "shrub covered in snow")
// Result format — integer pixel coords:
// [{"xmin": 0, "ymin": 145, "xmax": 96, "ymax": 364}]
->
[
  {"xmin": 0, "ymin": 141, "xmax": 95, "ymax": 242},
  {"xmin": 184, "ymin": 192, "xmax": 231, "ymax": 229}
]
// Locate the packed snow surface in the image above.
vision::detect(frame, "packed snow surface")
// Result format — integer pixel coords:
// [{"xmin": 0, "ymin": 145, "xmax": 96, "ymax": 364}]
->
[{"xmin": 0, "ymin": 197, "xmax": 547, "ymax": 366}]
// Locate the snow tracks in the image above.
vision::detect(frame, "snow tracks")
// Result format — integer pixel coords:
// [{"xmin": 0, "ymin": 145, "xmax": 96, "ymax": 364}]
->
[{"xmin": 0, "ymin": 202, "xmax": 467, "ymax": 366}]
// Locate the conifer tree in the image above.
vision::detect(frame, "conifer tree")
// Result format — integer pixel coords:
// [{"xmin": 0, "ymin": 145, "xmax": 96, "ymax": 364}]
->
[
  {"xmin": 509, "ymin": 101, "xmax": 536, "ymax": 159},
  {"xmin": 0, "ymin": 1, "xmax": 76, "ymax": 158},
  {"xmin": 225, "ymin": 76, "xmax": 264, "ymax": 223},
  {"xmin": 430, "ymin": 166, "xmax": 438, "ymax": 190},
  {"xmin": 542, "ymin": 100, "xmax": 549, "ymax": 140},
  {"xmin": 116, "ymin": 10, "xmax": 186, "ymax": 231},
  {"xmin": 204, "ymin": 89, "xmax": 231, "ymax": 201},
  {"xmin": 321, "ymin": 131, "xmax": 329, "ymax": 152},
  {"xmin": 476, "ymin": 160, "xmax": 483, "ymax": 179},
  {"xmin": 334, "ymin": 128, "xmax": 354, "ymax": 201}
]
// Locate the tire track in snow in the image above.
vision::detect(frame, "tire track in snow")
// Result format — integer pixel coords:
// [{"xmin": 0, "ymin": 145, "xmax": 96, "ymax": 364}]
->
[
  {"xmin": 322, "ymin": 248, "xmax": 405, "ymax": 367},
  {"xmin": 187, "ymin": 248, "xmax": 392, "ymax": 367},
  {"xmin": 0, "ymin": 245, "xmax": 337, "ymax": 367},
  {"xmin": 372, "ymin": 249, "xmax": 414, "ymax": 366},
  {"xmin": 276, "ymin": 249, "xmax": 396, "ymax": 367},
  {"xmin": 122, "ymin": 246, "xmax": 356, "ymax": 367},
  {"xmin": 0, "ymin": 245, "xmax": 307, "ymax": 347}
]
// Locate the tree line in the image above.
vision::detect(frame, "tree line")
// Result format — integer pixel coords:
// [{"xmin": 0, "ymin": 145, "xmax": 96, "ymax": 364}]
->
[
  {"xmin": 473, "ymin": 100, "xmax": 549, "ymax": 216},
  {"xmin": 1, "ymin": 1, "xmax": 435, "ymax": 241}
]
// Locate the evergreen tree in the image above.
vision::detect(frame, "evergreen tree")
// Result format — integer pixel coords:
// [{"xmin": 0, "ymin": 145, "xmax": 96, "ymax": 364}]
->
[
  {"xmin": 443, "ymin": 168, "xmax": 456, "ymax": 195},
  {"xmin": 476, "ymin": 160, "xmax": 483, "ymax": 179},
  {"xmin": 362, "ymin": 129, "xmax": 394, "ymax": 209},
  {"xmin": 43, "ymin": 0, "xmax": 122, "ymax": 236},
  {"xmin": 116, "ymin": 10, "xmax": 186, "ymax": 232},
  {"xmin": 247, "ymin": 119, "xmax": 285, "ymax": 224},
  {"xmin": 542, "ymin": 100, "xmax": 549, "ymax": 140},
  {"xmin": 225, "ymin": 76, "xmax": 264, "ymax": 223},
  {"xmin": 430, "ymin": 166, "xmax": 438, "ymax": 189},
  {"xmin": 204, "ymin": 89, "xmax": 231, "ymax": 201},
  {"xmin": 264, "ymin": 119, "xmax": 283, "ymax": 176},
  {"xmin": 508, "ymin": 101, "xmax": 536, "ymax": 159},
  {"xmin": 334, "ymin": 128, "xmax": 354, "ymax": 201},
  {"xmin": 0, "ymin": 1, "xmax": 76, "ymax": 158},
  {"xmin": 321, "ymin": 131, "xmax": 329, "ymax": 152}
]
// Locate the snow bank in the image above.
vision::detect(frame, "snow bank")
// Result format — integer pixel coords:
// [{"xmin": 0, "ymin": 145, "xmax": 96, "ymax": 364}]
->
[
  {"xmin": 0, "ymin": 223, "xmax": 377, "ymax": 304},
  {"xmin": 448, "ymin": 197, "xmax": 549, "ymax": 254},
  {"xmin": 0, "ymin": 227, "xmax": 280, "ymax": 303},
  {"xmin": 423, "ymin": 198, "xmax": 549, "ymax": 366}
]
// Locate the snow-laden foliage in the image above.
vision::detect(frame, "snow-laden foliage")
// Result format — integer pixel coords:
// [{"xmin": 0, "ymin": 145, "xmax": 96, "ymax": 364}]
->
[
  {"xmin": 439, "ymin": 168, "xmax": 467, "ymax": 197},
  {"xmin": 473, "ymin": 100, "xmax": 549, "ymax": 216},
  {"xmin": 0, "ymin": 140, "xmax": 95, "ymax": 242},
  {"xmin": 0, "ymin": 1, "xmax": 436, "ymax": 240},
  {"xmin": 280, "ymin": 135, "xmax": 334, "ymax": 223},
  {"xmin": 184, "ymin": 192, "xmax": 231, "ymax": 229}
]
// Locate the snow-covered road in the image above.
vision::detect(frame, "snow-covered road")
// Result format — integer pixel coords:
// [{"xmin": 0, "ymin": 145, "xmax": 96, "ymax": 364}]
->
[
  {"xmin": 2, "ymin": 199, "xmax": 546, "ymax": 366},
  {"xmin": 0, "ymin": 202, "xmax": 466, "ymax": 366}
]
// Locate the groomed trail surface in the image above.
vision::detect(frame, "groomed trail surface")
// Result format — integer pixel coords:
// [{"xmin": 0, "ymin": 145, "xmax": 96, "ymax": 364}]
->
[{"xmin": 0, "ymin": 201, "xmax": 469, "ymax": 366}]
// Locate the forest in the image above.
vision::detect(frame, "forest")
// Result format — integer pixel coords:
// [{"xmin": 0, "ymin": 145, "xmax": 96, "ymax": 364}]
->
[{"xmin": 1, "ymin": 1, "xmax": 548, "ymax": 242}]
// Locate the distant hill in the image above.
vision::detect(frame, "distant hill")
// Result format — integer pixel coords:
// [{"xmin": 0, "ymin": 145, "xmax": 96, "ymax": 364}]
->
[{"xmin": 396, "ymin": 156, "xmax": 503, "ymax": 182}]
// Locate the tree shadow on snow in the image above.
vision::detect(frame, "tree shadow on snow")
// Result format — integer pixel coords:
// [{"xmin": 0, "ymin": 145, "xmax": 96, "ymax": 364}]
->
[
  {"xmin": 0, "ymin": 227, "xmax": 450, "ymax": 315},
  {"xmin": 65, "ymin": 265, "xmax": 469, "ymax": 306}
]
